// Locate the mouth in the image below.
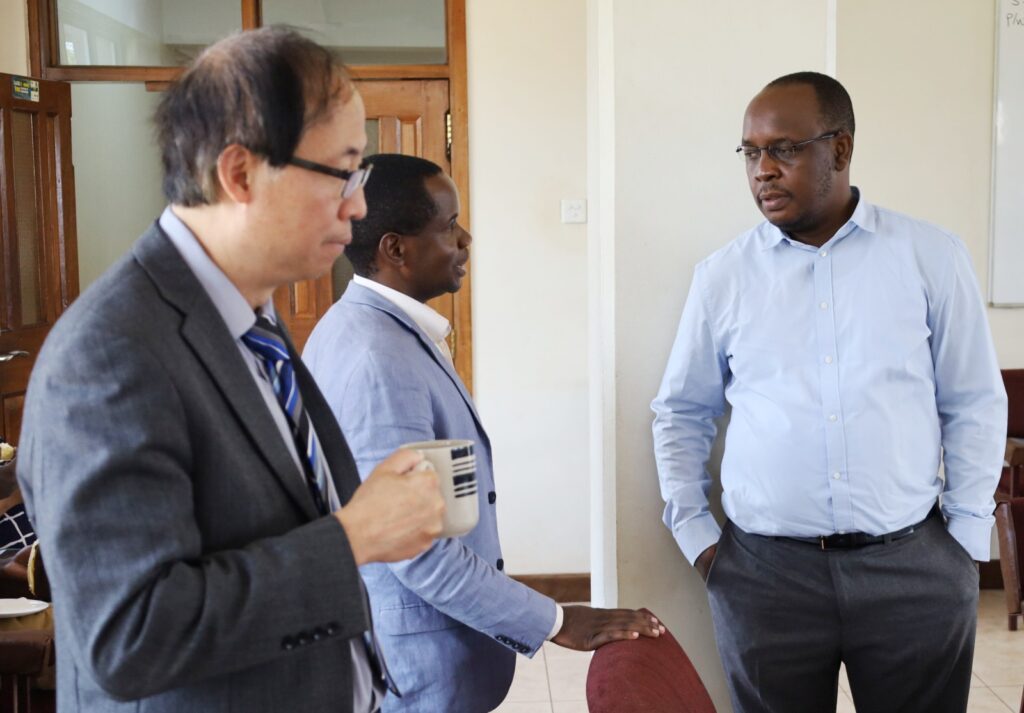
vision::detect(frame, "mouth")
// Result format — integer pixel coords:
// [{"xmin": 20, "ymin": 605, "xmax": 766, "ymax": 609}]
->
[
  {"xmin": 758, "ymin": 191, "xmax": 790, "ymax": 212},
  {"xmin": 454, "ymin": 263, "xmax": 467, "ymax": 278},
  {"xmin": 326, "ymin": 234, "xmax": 352, "ymax": 251}
]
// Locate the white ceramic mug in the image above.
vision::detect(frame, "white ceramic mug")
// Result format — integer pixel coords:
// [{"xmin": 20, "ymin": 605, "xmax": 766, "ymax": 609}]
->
[{"xmin": 401, "ymin": 439, "xmax": 479, "ymax": 538}]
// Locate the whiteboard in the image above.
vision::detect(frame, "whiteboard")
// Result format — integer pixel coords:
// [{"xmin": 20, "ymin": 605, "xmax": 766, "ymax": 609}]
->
[{"xmin": 990, "ymin": 0, "xmax": 1024, "ymax": 305}]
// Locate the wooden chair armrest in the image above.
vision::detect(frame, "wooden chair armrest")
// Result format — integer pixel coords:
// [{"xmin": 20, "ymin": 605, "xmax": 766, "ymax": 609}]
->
[{"xmin": 1006, "ymin": 438, "xmax": 1024, "ymax": 467}]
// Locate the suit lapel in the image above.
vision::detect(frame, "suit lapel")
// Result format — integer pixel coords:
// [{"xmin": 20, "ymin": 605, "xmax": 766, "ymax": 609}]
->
[
  {"xmin": 342, "ymin": 282, "xmax": 487, "ymax": 433},
  {"xmin": 280, "ymin": 325, "xmax": 363, "ymax": 506},
  {"xmin": 132, "ymin": 224, "xmax": 320, "ymax": 521}
]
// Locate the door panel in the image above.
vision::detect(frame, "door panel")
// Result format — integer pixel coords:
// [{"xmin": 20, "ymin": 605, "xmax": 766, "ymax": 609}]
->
[
  {"xmin": 0, "ymin": 73, "xmax": 78, "ymax": 445},
  {"xmin": 276, "ymin": 78, "xmax": 473, "ymax": 392}
]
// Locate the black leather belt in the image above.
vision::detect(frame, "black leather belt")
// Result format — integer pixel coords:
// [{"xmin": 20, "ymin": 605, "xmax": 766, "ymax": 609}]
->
[{"xmin": 781, "ymin": 505, "xmax": 940, "ymax": 551}]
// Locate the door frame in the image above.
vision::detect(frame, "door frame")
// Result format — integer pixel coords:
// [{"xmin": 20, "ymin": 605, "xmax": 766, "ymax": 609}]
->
[{"xmin": 25, "ymin": 0, "xmax": 473, "ymax": 391}]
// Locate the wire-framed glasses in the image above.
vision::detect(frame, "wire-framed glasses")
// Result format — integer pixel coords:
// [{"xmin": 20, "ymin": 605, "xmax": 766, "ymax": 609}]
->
[
  {"xmin": 287, "ymin": 157, "xmax": 373, "ymax": 199},
  {"xmin": 736, "ymin": 130, "xmax": 842, "ymax": 165}
]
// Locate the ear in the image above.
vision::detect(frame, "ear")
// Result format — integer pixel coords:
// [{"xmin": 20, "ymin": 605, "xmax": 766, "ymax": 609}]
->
[
  {"xmin": 833, "ymin": 133, "xmax": 854, "ymax": 172},
  {"xmin": 377, "ymin": 232, "xmax": 407, "ymax": 268},
  {"xmin": 216, "ymin": 144, "xmax": 259, "ymax": 204}
]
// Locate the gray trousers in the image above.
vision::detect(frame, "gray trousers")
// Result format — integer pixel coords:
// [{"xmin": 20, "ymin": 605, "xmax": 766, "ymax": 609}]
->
[{"xmin": 706, "ymin": 513, "xmax": 979, "ymax": 713}]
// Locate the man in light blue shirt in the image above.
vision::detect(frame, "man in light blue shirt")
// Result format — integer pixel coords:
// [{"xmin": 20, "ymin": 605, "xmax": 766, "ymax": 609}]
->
[{"xmin": 652, "ymin": 72, "xmax": 1006, "ymax": 713}]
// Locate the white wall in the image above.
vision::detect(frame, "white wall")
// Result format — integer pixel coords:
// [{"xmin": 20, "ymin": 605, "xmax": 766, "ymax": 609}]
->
[
  {"xmin": 467, "ymin": 0, "xmax": 591, "ymax": 574},
  {"xmin": 0, "ymin": 0, "xmax": 29, "ymax": 75}
]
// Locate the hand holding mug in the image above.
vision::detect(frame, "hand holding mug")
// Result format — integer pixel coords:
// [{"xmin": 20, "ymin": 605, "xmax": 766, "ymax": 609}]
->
[{"xmin": 336, "ymin": 449, "xmax": 445, "ymax": 565}]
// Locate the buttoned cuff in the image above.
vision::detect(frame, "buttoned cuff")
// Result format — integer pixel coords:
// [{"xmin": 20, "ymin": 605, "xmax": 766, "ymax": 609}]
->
[
  {"xmin": 546, "ymin": 604, "xmax": 564, "ymax": 641},
  {"xmin": 946, "ymin": 514, "xmax": 994, "ymax": 561},
  {"xmin": 675, "ymin": 512, "xmax": 723, "ymax": 565}
]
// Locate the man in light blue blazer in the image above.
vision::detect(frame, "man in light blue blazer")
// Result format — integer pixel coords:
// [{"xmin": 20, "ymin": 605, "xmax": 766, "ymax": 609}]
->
[{"xmin": 304, "ymin": 154, "xmax": 662, "ymax": 712}]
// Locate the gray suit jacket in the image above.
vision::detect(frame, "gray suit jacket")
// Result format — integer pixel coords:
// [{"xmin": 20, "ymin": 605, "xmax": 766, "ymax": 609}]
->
[{"xmin": 18, "ymin": 224, "xmax": 370, "ymax": 712}]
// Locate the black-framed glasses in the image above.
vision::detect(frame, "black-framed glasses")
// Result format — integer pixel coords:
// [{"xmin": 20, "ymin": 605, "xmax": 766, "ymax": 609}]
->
[
  {"xmin": 736, "ymin": 130, "xmax": 842, "ymax": 165},
  {"xmin": 287, "ymin": 157, "xmax": 373, "ymax": 199}
]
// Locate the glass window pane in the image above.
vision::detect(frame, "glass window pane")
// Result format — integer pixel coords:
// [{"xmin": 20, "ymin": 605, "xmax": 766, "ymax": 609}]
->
[
  {"xmin": 263, "ymin": 0, "xmax": 447, "ymax": 65},
  {"xmin": 10, "ymin": 113, "xmax": 41, "ymax": 326},
  {"xmin": 70, "ymin": 84, "xmax": 166, "ymax": 289},
  {"xmin": 56, "ymin": 0, "xmax": 242, "ymax": 66}
]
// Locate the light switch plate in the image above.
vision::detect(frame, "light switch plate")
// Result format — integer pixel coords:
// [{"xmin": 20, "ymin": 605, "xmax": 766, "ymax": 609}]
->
[{"xmin": 560, "ymin": 199, "xmax": 588, "ymax": 224}]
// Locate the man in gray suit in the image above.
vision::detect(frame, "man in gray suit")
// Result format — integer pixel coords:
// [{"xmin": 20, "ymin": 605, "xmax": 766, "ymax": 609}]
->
[
  {"xmin": 17, "ymin": 28, "xmax": 445, "ymax": 712},
  {"xmin": 305, "ymin": 154, "xmax": 664, "ymax": 712}
]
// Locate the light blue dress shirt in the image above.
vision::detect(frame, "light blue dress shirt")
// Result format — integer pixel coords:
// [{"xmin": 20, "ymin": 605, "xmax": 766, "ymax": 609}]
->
[{"xmin": 652, "ymin": 191, "xmax": 1007, "ymax": 564}]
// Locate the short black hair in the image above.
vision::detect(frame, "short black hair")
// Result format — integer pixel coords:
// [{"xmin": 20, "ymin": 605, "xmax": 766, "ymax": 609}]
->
[
  {"xmin": 155, "ymin": 26, "xmax": 353, "ymax": 206},
  {"xmin": 347, "ymin": 154, "xmax": 445, "ymax": 277},
  {"xmin": 766, "ymin": 71, "xmax": 856, "ymax": 136}
]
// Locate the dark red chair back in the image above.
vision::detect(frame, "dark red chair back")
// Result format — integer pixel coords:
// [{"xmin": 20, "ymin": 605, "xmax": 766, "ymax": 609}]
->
[
  {"xmin": 1000, "ymin": 371, "xmax": 1024, "ymax": 500},
  {"xmin": 1003, "ymin": 370, "xmax": 1024, "ymax": 438},
  {"xmin": 586, "ymin": 608, "xmax": 716, "ymax": 713}
]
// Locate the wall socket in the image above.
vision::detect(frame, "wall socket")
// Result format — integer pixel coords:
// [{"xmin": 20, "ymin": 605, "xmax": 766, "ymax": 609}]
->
[{"xmin": 560, "ymin": 199, "xmax": 588, "ymax": 224}]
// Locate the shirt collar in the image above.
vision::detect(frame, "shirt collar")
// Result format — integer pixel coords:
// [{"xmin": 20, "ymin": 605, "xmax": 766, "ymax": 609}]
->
[
  {"xmin": 352, "ymin": 274, "xmax": 451, "ymax": 343},
  {"xmin": 760, "ymin": 186, "xmax": 875, "ymax": 251},
  {"xmin": 159, "ymin": 206, "xmax": 275, "ymax": 338}
]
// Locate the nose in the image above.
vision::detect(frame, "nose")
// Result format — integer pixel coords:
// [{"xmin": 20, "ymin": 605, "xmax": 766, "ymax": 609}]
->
[
  {"xmin": 457, "ymin": 224, "xmax": 472, "ymax": 248},
  {"xmin": 753, "ymin": 151, "xmax": 781, "ymax": 182},
  {"xmin": 340, "ymin": 187, "xmax": 368, "ymax": 221}
]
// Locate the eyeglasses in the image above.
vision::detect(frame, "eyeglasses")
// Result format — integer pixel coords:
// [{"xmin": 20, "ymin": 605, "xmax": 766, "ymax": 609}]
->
[
  {"xmin": 287, "ymin": 157, "xmax": 373, "ymax": 199},
  {"xmin": 736, "ymin": 130, "xmax": 841, "ymax": 165}
]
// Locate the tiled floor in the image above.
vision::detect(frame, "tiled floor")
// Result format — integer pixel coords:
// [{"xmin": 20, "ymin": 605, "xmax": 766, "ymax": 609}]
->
[{"xmin": 495, "ymin": 591, "xmax": 1024, "ymax": 712}]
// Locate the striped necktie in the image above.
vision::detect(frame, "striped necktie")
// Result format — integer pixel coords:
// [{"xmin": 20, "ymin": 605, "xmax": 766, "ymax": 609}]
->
[
  {"xmin": 244, "ymin": 316, "xmax": 399, "ymax": 700},
  {"xmin": 242, "ymin": 315, "xmax": 330, "ymax": 516}
]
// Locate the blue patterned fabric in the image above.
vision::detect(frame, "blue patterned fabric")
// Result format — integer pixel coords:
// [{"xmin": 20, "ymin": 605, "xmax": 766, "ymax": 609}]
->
[{"xmin": 243, "ymin": 315, "xmax": 331, "ymax": 516}]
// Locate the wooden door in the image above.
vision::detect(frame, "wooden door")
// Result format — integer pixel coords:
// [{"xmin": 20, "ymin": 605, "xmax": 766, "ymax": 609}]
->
[
  {"xmin": 275, "ymin": 79, "xmax": 474, "ymax": 392},
  {"xmin": 0, "ymin": 73, "xmax": 78, "ymax": 446}
]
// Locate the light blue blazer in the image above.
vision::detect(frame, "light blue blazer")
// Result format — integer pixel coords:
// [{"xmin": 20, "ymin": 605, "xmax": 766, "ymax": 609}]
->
[{"xmin": 304, "ymin": 282, "xmax": 557, "ymax": 713}]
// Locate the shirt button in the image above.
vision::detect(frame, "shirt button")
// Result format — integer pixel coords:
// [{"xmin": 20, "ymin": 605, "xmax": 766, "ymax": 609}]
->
[
  {"xmin": 824, "ymin": 355, "xmax": 833, "ymax": 364},
  {"xmin": 488, "ymin": 491, "xmax": 496, "ymax": 505},
  {"xmin": 819, "ymin": 250, "xmax": 828, "ymax": 257},
  {"xmin": 281, "ymin": 636, "xmax": 296, "ymax": 651},
  {"xmin": 497, "ymin": 558, "xmax": 504, "ymax": 571},
  {"xmin": 819, "ymin": 302, "xmax": 828, "ymax": 310},
  {"xmin": 828, "ymin": 414, "xmax": 838, "ymax": 422},
  {"xmin": 832, "ymin": 472, "xmax": 841, "ymax": 480}
]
